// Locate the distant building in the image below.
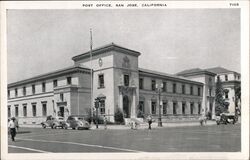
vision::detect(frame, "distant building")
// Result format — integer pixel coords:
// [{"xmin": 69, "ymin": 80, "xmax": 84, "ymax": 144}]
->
[{"xmin": 7, "ymin": 43, "xmax": 240, "ymax": 125}]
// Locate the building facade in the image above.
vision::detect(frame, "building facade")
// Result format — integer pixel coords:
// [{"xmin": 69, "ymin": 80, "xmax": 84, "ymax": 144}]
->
[{"xmin": 7, "ymin": 43, "xmax": 240, "ymax": 124}]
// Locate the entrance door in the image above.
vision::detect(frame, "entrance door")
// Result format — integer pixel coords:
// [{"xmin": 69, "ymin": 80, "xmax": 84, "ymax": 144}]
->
[
  {"xmin": 59, "ymin": 106, "xmax": 64, "ymax": 117},
  {"xmin": 123, "ymin": 95, "xmax": 130, "ymax": 118}
]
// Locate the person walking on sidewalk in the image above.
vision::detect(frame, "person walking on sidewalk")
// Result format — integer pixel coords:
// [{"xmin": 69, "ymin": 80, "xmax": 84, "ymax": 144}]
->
[
  {"xmin": 103, "ymin": 115, "xmax": 107, "ymax": 130},
  {"xmin": 8, "ymin": 117, "xmax": 17, "ymax": 141},
  {"xmin": 147, "ymin": 115, "xmax": 153, "ymax": 130}
]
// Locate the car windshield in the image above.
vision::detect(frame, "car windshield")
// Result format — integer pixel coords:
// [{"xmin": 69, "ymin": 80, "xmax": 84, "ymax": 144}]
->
[{"xmin": 77, "ymin": 117, "xmax": 84, "ymax": 120}]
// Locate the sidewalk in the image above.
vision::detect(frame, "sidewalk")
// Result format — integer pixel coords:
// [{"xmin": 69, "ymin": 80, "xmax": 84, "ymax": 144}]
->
[{"xmin": 19, "ymin": 120, "xmax": 217, "ymax": 130}]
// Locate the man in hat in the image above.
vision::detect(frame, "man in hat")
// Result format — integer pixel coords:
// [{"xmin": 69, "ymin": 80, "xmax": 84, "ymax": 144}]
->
[{"xmin": 8, "ymin": 117, "xmax": 17, "ymax": 141}]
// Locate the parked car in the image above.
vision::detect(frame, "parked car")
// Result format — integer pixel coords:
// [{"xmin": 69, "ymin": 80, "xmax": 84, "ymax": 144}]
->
[
  {"xmin": 65, "ymin": 115, "xmax": 90, "ymax": 130},
  {"xmin": 41, "ymin": 115, "xmax": 66, "ymax": 129},
  {"xmin": 216, "ymin": 113, "xmax": 236, "ymax": 125}
]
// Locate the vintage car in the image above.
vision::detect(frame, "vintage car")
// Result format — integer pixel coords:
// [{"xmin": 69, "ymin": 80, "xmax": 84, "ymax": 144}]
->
[
  {"xmin": 65, "ymin": 115, "xmax": 90, "ymax": 130},
  {"xmin": 41, "ymin": 115, "xmax": 66, "ymax": 129},
  {"xmin": 216, "ymin": 113, "xmax": 236, "ymax": 125}
]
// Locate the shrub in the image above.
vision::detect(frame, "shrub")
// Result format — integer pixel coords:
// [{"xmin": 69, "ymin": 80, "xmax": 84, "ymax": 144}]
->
[{"xmin": 114, "ymin": 108, "xmax": 124, "ymax": 124}]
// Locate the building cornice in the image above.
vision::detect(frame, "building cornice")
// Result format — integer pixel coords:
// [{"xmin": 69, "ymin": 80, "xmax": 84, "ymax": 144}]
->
[
  {"xmin": 139, "ymin": 69, "xmax": 204, "ymax": 86},
  {"xmin": 8, "ymin": 66, "xmax": 90, "ymax": 88},
  {"xmin": 72, "ymin": 43, "xmax": 141, "ymax": 62},
  {"xmin": 177, "ymin": 70, "xmax": 216, "ymax": 77}
]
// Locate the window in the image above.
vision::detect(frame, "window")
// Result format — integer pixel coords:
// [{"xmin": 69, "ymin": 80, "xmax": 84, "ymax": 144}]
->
[
  {"xmin": 139, "ymin": 78, "xmax": 144, "ymax": 89},
  {"xmin": 42, "ymin": 103, "xmax": 47, "ymax": 116},
  {"xmin": 173, "ymin": 102, "xmax": 177, "ymax": 115},
  {"xmin": 198, "ymin": 87, "xmax": 201, "ymax": 96},
  {"xmin": 225, "ymin": 91, "xmax": 229, "ymax": 99},
  {"xmin": 53, "ymin": 80, "xmax": 58, "ymax": 88},
  {"xmin": 225, "ymin": 75, "xmax": 228, "ymax": 81},
  {"xmin": 162, "ymin": 82, "xmax": 167, "ymax": 92},
  {"xmin": 124, "ymin": 75, "xmax": 129, "ymax": 86},
  {"xmin": 15, "ymin": 105, "xmax": 18, "ymax": 117},
  {"xmin": 100, "ymin": 100, "xmax": 105, "ymax": 114},
  {"xmin": 217, "ymin": 75, "xmax": 220, "ymax": 80},
  {"xmin": 151, "ymin": 80, "xmax": 156, "ymax": 91},
  {"xmin": 139, "ymin": 101, "xmax": 144, "ymax": 113},
  {"xmin": 23, "ymin": 86, "xmax": 26, "ymax": 96},
  {"xmin": 198, "ymin": 103, "xmax": 201, "ymax": 114},
  {"xmin": 151, "ymin": 101, "xmax": 156, "ymax": 115},
  {"xmin": 98, "ymin": 74, "xmax": 104, "ymax": 88},
  {"xmin": 182, "ymin": 84, "xmax": 185, "ymax": 94},
  {"xmin": 209, "ymin": 88, "xmax": 212, "ymax": 97},
  {"xmin": 15, "ymin": 88, "xmax": 18, "ymax": 97},
  {"xmin": 60, "ymin": 93, "xmax": 64, "ymax": 101},
  {"xmin": 190, "ymin": 86, "xmax": 193, "ymax": 95},
  {"xmin": 23, "ymin": 105, "xmax": 27, "ymax": 117},
  {"xmin": 173, "ymin": 83, "xmax": 176, "ymax": 93},
  {"xmin": 182, "ymin": 102, "xmax": 186, "ymax": 114},
  {"xmin": 32, "ymin": 104, "xmax": 37, "ymax": 117},
  {"xmin": 8, "ymin": 106, "xmax": 11, "ymax": 118},
  {"xmin": 163, "ymin": 102, "xmax": 167, "ymax": 115},
  {"xmin": 32, "ymin": 84, "xmax": 35, "ymax": 94},
  {"xmin": 190, "ymin": 103, "xmax": 194, "ymax": 115},
  {"xmin": 8, "ymin": 90, "xmax": 10, "ymax": 98},
  {"xmin": 42, "ymin": 82, "xmax": 46, "ymax": 92},
  {"xmin": 67, "ymin": 77, "xmax": 72, "ymax": 85}
]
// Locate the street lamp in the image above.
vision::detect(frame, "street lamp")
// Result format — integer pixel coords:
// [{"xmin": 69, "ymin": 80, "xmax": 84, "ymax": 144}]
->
[{"xmin": 156, "ymin": 83, "xmax": 163, "ymax": 127}]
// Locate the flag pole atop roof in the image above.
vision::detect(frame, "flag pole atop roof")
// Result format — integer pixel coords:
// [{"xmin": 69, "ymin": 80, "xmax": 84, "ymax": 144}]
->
[{"xmin": 90, "ymin": 28, "xmax": 93, "ymax": 122}]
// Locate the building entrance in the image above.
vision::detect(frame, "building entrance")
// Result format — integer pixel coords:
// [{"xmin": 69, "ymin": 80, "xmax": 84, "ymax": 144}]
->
[
  {"xmin": 123, "ymin": 95, "xmax": 130, "ymax": 118},
  {"xmin": 59, "ymin": 106, "xmax": 64, "ymax": 117}
]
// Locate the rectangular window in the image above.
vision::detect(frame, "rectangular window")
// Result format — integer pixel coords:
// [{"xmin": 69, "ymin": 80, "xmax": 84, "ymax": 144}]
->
[
  {"xmin": 42, "ymin": 82, "xmax": 46, "ymax": 92},
  {"xmin": 182, "ymin": 102, "xmax": 186, "ymax": 114},
  {"xmin": 209, "ymin": 88, "xmax": 212, "ymax": 97},
  {"xmin": 151, "ymin": 101, "xmax": 156, "ymax": 115},
  {"xmin": 225, "ymin": 91, "xmax": 229, "ymax": 99},
  {"xmin": 32, "ymin": 104, "xmax": 37, "ymax": 117},
  {"xmin": 139, "ymin": 78, "xmax": 144, "ymax": 89},
  {"xmin": 182, "ymin": 84, "xmax": 185, "ymax": 94},
  {"xmin": 173, "ymin": 102, "xmax": 177, "ymax": 115},
  {"xmin": 162, "ymin": 82, "xmax": 167, "ymax": 92},
  {"xmin": 139, "ymin": 101, "xmax": 144, "ymax": 113},
  {"xmin": 190, "ymin": 86, "xmax": 193, "ymax": 95},
  {"xmin": 60, "ymin": 93, "xmax": 64, "ymax": 101},
  {"xmin": 15, "ymin": 105, "xmax": 18, "ymax": 117},
  {"xmin": 23, "ymin": 86, "xmax": 26, "ymax": 96},
  {"xmin": 100, "ymin": 100, "xmax": 105, "ymax": 114},
  {"xmin": 42, "ymin": 103, "xmax": 47, "ymax": 116},
  {"xmin": 8, "ymin": 106, "xmax": 11, "ymax": 118},
  {"xmin": 173, "ymin": 83, "xmax": 176, "ymax": 93},
  {"xmin": 198, "ymin": 103, "xmax": 201, "ymax": 114},
  {"xmin": 53, "ymin": 80, "xmax": 58, "ymax": 88},
  {"xmin": 225, "ymin": 75, "xmax": 228, "ymax": 81},
  {"xmin": 32, "ymin": 84, "xmax": 35, "ymax": 94},
  {"xmin": 124, "ymin": 75, "xmax": 129, "ymax": 86},
  {"xmin": 163, "ymin": 102, "xmax": 167, "ymax": 115},
  {"xmin": 8, "ymin": 90, "xmax": 10, "ymax": 98},
  {"xmin": 198, "ymin": 87, "xmax": 201, "ymax": 96},
  {"xmin": 23, "ymin": 105, "xmax": 27, "ymax": 117},
  {"xmin": 151, "ymin": 80, "xmax": 156, "ymax": 91},
  {"xmin": 98, "ymin": 74, "xmax": 105, "ymax": 88},
  {"xmin": 190, "ymin": 103, "xmax": 194, "ymax": 115},
  {"xmin": 15, "ymin": 88, "xmax": 18, "ymax": 97},
  {"xmin": 67, "ymin": 77, "xmax": 72, "ymax": 85}
]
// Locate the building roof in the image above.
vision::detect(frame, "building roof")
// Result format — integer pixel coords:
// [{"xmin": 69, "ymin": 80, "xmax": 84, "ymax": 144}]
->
[
  {"xmin": 206, "ymin": 67, "xmax": 240, "ymax": 75},
  {"xmin": 139, "ymin": 68, "xmax": 204, "ymax": 85},
  {"xmin": 72, "ymin": 43, "xmax": 141, "ymax": 62},
  {"xmin": 8, "ymin": 65, "xmax": 90, "ymax": 88},
  {"xmin": 176, "ymin": 68, "xmax": 216, "ymax": 77}
]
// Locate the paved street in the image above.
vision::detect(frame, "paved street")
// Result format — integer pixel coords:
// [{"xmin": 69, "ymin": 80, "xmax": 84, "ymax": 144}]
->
[{"xmin": 8, "ymin": 123, "xmax": 240, "ymax": 153}]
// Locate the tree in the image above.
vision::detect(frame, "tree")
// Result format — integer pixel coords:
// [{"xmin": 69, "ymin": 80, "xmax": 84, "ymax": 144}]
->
[
  {"xmin": 215, "ymin": 77, "xmax": 226, "ymax": 115},
  {"xmin": 114, "ymin": 107, "xmax": 124, "ymax": 124}
]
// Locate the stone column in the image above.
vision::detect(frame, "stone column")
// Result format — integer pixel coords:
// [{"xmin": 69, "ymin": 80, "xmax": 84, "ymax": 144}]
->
[
  {"xmin": 119, "ymin": 90, "xmax": 123, "ymax": 111},
  {"xmin": 131, "ymin": 89, "xmax": 136, "ymax": 118}
]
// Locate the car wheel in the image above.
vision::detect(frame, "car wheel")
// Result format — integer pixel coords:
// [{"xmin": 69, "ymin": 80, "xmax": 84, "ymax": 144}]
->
[
  {"xmin": 72, "ymin": 128, "xmax": 75, "ymax": 130},
  {"xmin": 42, "ymin": 124, "xmax": 46, "ymax": 128},
  {"xmin": 53, "ymin": 124, "xmax": 57, "ymax": 129}
]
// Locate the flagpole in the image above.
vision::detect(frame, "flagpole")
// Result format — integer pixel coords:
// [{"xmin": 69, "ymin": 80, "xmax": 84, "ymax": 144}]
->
[{"xmin": 90, "ymin": 29, "xmax": 93, "ymax": 123}]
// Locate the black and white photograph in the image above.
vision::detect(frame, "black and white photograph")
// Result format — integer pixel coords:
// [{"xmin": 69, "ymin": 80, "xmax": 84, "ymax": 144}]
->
[{"xmin": 1, "ymin": 1, "xmax": 249, "ymax": 160}]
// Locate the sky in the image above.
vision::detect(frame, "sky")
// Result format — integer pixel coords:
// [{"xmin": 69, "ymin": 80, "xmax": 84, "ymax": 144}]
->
[{"xmin": 7, "ymin": 9, "xmax": 240, "ymax": 83}]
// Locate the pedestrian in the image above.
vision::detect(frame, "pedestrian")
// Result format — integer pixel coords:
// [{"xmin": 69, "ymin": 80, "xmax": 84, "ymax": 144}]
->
[
  {"xmin": 199, "ymin": 116, "xmax": 205, "ymax": 126},
  {"xmin": 8, "ymin": 117, "xmax": 17, "ymax": 141},
  {"xmin": 147, "ymin": 115, "xmax": 152, "ymax": 130},
  {"xmin": 103, "ymin": 115, "xmax": 107, "ymax": 130}
]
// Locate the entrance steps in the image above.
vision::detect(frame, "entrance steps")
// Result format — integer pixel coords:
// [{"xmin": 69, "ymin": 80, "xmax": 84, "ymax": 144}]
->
[{"xmin": 124, "ymin": 118, "xmax": 145, "ymax": 125}]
